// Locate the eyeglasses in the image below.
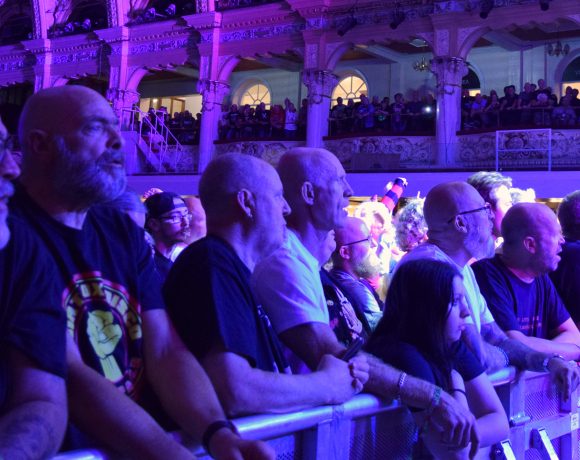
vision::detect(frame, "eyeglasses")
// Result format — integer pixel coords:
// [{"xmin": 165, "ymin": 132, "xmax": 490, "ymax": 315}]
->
[
  {"xmin": 447, "ymin": 203, "xmax": 492, "ymax": 224},
  {"xmin": 160, "ymin": 212, "xmax": 192, "ymax": 224},
  {"xmin": 0, "ymin": 137, "xmax": 13, "ymax": 164},
  {"xmin": 341, "ymin": 235, "xmax": 373, "ymax": 247}
]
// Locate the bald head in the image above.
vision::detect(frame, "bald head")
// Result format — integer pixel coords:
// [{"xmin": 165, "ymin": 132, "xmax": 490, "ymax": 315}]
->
[
  {"xmin": 334, "ymin": 217, "xmax": 368, "ymax": 248},
  {"xmin": 199, "ymin": 153, "xmax": 276, "ymax": 225},
  {"xmin": 424, "ymin": 182, "xmax": 484, "ymax": 230},
  {"xmin": 502, "ymin": 203, "xmax": 557, "ymax": 246},
  {"xmin": 277, "ymin": 147, "xmax": 352, "ymax": 230}
]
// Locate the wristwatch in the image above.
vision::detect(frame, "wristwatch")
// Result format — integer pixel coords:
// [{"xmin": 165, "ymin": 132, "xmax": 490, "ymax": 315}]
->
[{"xmin": 542, "ymin": 354, "xmax": 566, "ymax": 372}]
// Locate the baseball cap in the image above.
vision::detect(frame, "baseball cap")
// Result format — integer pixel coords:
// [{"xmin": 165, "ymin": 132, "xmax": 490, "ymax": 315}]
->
[{"xmin": 144, "ymin": 191, "xmax": 186, "ymax": 219}]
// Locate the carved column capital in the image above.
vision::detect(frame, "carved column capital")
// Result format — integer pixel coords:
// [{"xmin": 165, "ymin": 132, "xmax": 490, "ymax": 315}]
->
[
  {"xmin": 107, "ymin": 88, "xmax": 140, "ymax": 111},
  {"xmin": 301, "ymin": 69, "xmax": 338, "ymax": 105},
  {"xmin": 429, "ymin": 56, "xmax": 468, "ymax": 96},
  {"xmin": 197, "ymin": 79, "xmax": 230, "ymax": 112}
]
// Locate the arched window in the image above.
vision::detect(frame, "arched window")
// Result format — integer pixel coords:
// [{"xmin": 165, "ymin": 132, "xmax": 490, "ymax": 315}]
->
[
  {"xmin": 332, "ymin": 75, "xmax": 368, "ymax": 104},
  {"xmin": 237, "ymin": 82, "xmax": 271, "ymax": 108},
  {"xmin": 562, "ymin": 56, "xmax": 580, "ymax": 95}
]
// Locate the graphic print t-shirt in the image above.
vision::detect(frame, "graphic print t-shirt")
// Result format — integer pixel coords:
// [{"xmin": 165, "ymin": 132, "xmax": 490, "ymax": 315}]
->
[{"xmin": 11, "ymin": 187, "xmax": 164, "ymax": 402}]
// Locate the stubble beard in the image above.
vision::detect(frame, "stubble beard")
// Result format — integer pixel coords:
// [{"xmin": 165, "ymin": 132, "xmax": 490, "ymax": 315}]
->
[{"xmin": 52, "ymin": 137, "xmax": 127, "ymax": 210}]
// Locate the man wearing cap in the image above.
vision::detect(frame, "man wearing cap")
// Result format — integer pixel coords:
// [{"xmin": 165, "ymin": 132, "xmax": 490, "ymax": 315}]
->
[{"xmin": 145, "ymin": 191, "xmax": 191, "ymax": 281}]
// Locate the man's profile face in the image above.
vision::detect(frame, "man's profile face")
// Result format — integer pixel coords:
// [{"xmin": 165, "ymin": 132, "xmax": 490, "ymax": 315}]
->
[
  {"xmin": 312, "ymin": 155, "xmax": 353, "ymax": 231},
  {"xmin": 51, "ymin": 91, "xmax": 126, "ymax": 206},
  {"xmin": 254, "ymin": 166, "xmax": 290, "ymax": 258},
  {"xmin": 0, "ymin": 120, "xmax": 19, "ymax": 249},
  {"xmin": 460, "ymin": 191, "xmax": 495, "ymax": 260},
  {"xmin": 490, "ymin": 185, "xmax": 513, "ymax": 237},
  {"xmin": 531, "ymin": 212, "xmax": 564, "ymax": 275}
]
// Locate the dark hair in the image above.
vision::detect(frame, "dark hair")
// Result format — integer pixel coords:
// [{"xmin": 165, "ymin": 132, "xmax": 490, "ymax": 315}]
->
[
  {"xmin": 467, "ymin": 171, "xmax": 512, "ymax": 209},
  {"xmin": 367, "ymin": 259, "xmax": 461, "ymax": 386},
  {"xmin": 558, "ymin": 190, "xmax": 580, "ymax": 241}
]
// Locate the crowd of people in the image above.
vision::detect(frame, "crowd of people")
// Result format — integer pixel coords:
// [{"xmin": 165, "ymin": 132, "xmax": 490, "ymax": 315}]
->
[
  {"xmin": 1, "ymin": 84, "xmax": 580, "ymax": 459},
  {"xmin": 462, "ymin": 79, "xmax": 580, "ymax": 130},
  {"xmin": 329, "ymin": 93, "xmax": 437, "ymax": 136}
]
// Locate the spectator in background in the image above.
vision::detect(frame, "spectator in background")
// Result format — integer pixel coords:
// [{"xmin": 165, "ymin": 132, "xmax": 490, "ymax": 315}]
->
[
  {"xmin": 356, "ymin": 95, "xmax": 375, "ymax": 132},
  {"xmin": 390, "ymin": 93, "xmax": 407, "ymax": 133},
  {"xmin": 394, "ymin": 197, "xmax": 428, "ymax": 253},
  {"xmin": 550, "ymin": 190, "xmax": 580, "ymax": 327},
  {"xmin": 467, "ymin": 171, "xmax": 513, "ymax": 243},
  {"xmin": 329, "ymin": 97, "xmax": 347, "ymax": 135},
  {"xmin": 284, "ymin": 102, "xmax": 298, "ymax": 139},
  {"xmin": 366, "ymin": 259, "xmax": 509, "ymax": 459},
  {"xmin": 510, "ymin": 187, "xmax": 536, "ymax": 205},
  {"xmin": 145, "ymin": 191, "xmax": 191, "ymax": 281},
  {"xmin": 270, "ymin": 104, "xmax": 285, "ymax": 138},
  {"xmin": 254, "ymin": 102, "xmax": 270, "ymax": 137},
  {"xmin": 331, "ymin": 217, "xmax": 384, "ymax": 330},
  {"xmin": 298, "ymin": 98, "xmax": 308, "ymax": 139}
]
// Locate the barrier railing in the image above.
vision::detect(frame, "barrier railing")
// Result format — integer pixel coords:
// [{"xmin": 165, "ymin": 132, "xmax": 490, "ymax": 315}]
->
[{"xmin": 53, "ymin": 367, "xmax": 579, "ymax": 459}]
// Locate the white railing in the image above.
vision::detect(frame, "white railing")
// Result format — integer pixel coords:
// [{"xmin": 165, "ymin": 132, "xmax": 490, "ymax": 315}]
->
[{"xmin": 53, "ymin": 367, "xmax": 579, "ymax": 459}]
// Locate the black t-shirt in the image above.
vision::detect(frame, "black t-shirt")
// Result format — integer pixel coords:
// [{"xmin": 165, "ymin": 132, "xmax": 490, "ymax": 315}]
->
[
  {"xmin": 0, "ymin": 217, "xmax": 67, "ymax": 407},
  {"xmin": 367, "ymin": 339, "xmax": 483, "ymax": 394},
  {"xmin": 320, "ymin": 269, "xmax": 370, "ymax": 347},
  {"xmin": 550, "ymin": 240, "xmax": 580, "ymax": 324},
  {"xmin": 10, "ymin": 187, "xmax": 164, "ymax": 402},
  {"xmin": 473, "ymin": 255, "xmax": 570, "ymax": 338},
  {"xmin": 164, "ymin": 235, "xmax": 288, "ymax": 373}
]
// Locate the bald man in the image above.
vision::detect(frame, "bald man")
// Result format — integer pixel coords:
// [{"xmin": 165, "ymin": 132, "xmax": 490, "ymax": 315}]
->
[
  {"xmin": 164, "ymin": 153, "xmax": 367, "ymax": 418},
  {"xmin": 0, "ymin": 118, "xmax": 67, "ymax": 459},
  {"xmin": 399, "ymin": 182, "xmax": 579, "ymax": 396},
  {"xmin": 253, "ymin": 149, "xmax": 481, "ymax": 453},
  {"xmin": 11, "ymin": 86, "xmax": 272, "ymax": 460},
  {"xmin": 472, "ymin": 203, "xmax": 580, "ymax": 358},
  {"xmin": 330, "ymin": 216, "xmax": 384, "ymax": 330}
]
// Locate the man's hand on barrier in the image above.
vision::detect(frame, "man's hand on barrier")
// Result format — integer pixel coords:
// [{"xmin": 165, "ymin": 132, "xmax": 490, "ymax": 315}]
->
[
  {"xmin": 209, "ymin": 429, "xmax": 276, "ymax": 460},
  {"xmin": 317, "ymin": 354, "xmax": 364, "ymax": 403},
  {"xmin": 348, "ymin": 354, "xmax": 370, "ymax": 388},
  {"xmin": 430, "ymin": 391, "xmax": 479, "ymax": 452},
  {"xmin": 548, "ymin": 358, "xmax": 580, "ymax": 401}
]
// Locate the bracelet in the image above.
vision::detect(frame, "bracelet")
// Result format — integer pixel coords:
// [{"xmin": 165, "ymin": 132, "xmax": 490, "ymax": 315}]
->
[
  {"xmin": 428, "ymin": 386, "xmax": 442, "ymax": 412},
  {"xmin": 202, "ymin": 420, "xmax": 239, "ymax": 455},
  {"xmin": 449, "ymin": 388, "xmax": 467, "ymax": 397},
  {"xmin": 397, "ymin": 372, "xmax": 407, "ymax": 399}
]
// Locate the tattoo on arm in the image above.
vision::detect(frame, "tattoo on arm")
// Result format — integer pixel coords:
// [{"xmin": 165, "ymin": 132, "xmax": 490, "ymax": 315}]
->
[
  {"xmin": 0, "ymin": 411, "xmax": 57, "ymax": 460},
  {"xmin": 481, "ymin": 322, "xmax": 546, "ymax": 372}
]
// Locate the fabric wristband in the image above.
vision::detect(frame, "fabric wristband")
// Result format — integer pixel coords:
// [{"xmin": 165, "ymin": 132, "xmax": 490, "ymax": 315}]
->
[{"xmin": 202, "ymin": 420, "xmax": 239, "ymax": 455}]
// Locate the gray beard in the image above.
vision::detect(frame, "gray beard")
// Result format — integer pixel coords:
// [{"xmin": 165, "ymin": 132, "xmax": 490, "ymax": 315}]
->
[{"xmin": 52, "ymin": 137, "xmax": 127, "ymax": 210}]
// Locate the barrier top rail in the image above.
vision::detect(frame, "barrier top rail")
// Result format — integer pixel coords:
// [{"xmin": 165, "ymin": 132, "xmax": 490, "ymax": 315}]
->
[{"xmin": 53, "ymin": 367, "xmax": 521, "ymax": 460}]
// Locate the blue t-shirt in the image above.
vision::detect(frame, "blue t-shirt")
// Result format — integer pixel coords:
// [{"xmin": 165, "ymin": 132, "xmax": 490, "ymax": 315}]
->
[
  {"xmin": 0, "ymin": 217, "xmax": 67, "ymax": 407},
  {"xmin": 473, "ymin": 255, "xmax": 570, "ymax": 338},
  {"xmin": 550, "ymin": 240, "xmax": 580, "ymax": 324}
]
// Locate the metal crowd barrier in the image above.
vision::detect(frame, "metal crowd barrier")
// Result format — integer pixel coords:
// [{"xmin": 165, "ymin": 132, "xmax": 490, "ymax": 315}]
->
[{"xmin": 54, "ymin": 367, "xmax": 579, "ymax": 459}]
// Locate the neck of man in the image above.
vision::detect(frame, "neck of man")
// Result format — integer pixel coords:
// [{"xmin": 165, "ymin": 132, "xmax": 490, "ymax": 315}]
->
[
  {"xmin": 427, "ymin": 236, "xmax": 472, "ymax": 267},
  {"xmin": 499, "ymin": 252, "xmax": 536, "ymax": 283},
  {"xmin": 20, "ymin": 176, "xmax": 89, "ymax": 229},
  {"xmin": 209, "ymin": 225, "xmax": 261, "ymax": 272},
  {"xmin": 154, "ymin": 239, "xmax": 178, "ymax": 259},
  {"xmin": 288, "ymin": 221, "xmax": 330, "ymax": 266}
]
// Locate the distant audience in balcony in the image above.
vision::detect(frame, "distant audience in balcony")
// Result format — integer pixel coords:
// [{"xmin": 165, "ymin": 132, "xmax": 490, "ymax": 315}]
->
[
  {"xmin": 462, "ymin": 80, "xmax": 580, "ymax": 131},
  {"xmin": 329, "ymin": 92, "xmax": 436, "ymax": 136}
]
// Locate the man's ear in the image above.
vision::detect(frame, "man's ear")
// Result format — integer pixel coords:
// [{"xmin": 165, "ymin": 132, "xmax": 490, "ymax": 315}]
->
[
  {"xmin": 339, "ymin": 244, "xmax": 350, "ymax": 260},
  {"xmin": 236, "ymin": 189, "xmax": 255, "ymax": 219},
  {"xmin": 301, "ymin": 181, "xmax": 315, "ymax": 205},
  {"xmin": 28, "ymin": 129, "xmax": 51, "ymax": 156},
  {"xmin": 523, "ymin": 236, "xmax": 536, "ymax": 254},
  {"xmin": 453, "ymin": 215, "xmax": 469, "ymax": 234}
]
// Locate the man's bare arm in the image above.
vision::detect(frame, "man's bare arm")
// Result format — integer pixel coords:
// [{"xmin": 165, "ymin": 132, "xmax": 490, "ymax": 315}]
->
[
  {"xmin": 66, "ymin": 335, "xmax": 194, "ymax": 460},
  {"xmin": 0, "ymin": 349, "xmax": 67, "ymax": 460},
  {"xmin": 202, "ymin": 348, "xmax": 363, "ymax": 417},
  {"xmin": 143, "ymin": 309, "xmax": 276, "ymax": 460}
]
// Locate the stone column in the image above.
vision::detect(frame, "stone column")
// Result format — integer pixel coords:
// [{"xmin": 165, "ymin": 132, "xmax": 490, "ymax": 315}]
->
[
  {"xmin": 302, "ymin": 69, "xmax": 337, "ymax": 148},
  {"xmin": 430, "ymin": 56, "xmax": 468, "ymax": 166},
  {"xmin": 197, "ymin": 78, "xmax": 229, "ymax": 172}
]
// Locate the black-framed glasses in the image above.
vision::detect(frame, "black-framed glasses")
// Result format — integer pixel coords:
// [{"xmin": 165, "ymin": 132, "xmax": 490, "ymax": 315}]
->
[
  {"xmin": 341, "ymin": 235, "xmax": 373, "ymax": 247},
  {"xmin": 160, "ymin": 212, "xmax": 192, "ymax": 224},
  {"xmin": 447, "ymin": 203, "xmax": 492, "ymax": 224},
  {"xmin": 0, "ymin": 137, "xmax": 13, "ymax": 164}
]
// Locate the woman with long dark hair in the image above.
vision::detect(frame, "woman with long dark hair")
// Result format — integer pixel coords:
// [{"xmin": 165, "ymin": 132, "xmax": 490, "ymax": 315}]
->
[{"xmin": 366, "ymin": 259, "xmax": 508, "ymax": 458}]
